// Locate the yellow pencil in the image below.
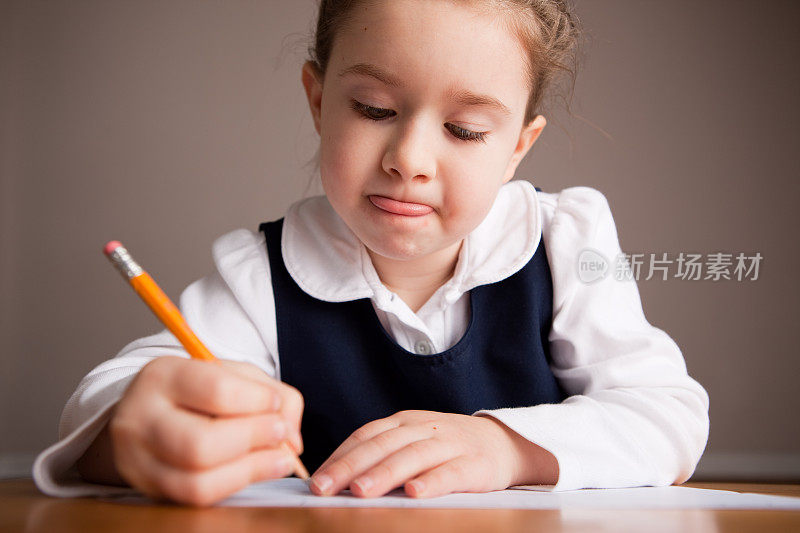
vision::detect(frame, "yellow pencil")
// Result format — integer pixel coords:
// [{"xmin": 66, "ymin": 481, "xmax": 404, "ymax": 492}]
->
[{"xmin": 103, "ymin": 240, "xmax": 309, "ymax": 480}]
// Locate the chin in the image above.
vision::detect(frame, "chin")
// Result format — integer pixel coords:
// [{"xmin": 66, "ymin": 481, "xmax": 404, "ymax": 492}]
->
[{"xmin": 364, "ymin": 237, "xmax": 431, "ymax": 262}]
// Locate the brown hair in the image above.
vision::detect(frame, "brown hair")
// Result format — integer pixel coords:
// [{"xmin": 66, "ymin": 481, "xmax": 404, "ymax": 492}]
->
[{"xmin": 307, "ymin": 0, "xmax": 582, "ymax": 126}]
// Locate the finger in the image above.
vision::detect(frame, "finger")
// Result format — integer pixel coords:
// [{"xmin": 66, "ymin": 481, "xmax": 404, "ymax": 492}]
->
[
  {"xmin": 111, "ymin": 421, "xmax": 169, "ymax": 501},
  {"xmin": 310, "ymin": 424, "xmax": 425, "ymax": 496},
  {"xmin": 144, "ymin": 403, "xmax": 291, "ymax": 470},
  {"xmin": 164, "ymin": 448, "xmax": 296, "ymax": 506},
  {"xmin": 220, "ymin": 362, "xmax": 305, "ymax": 455},
  {"xmin": 314, "ymin": 416, "xmax": 400, "ymax": 474},
  {"xmin": 131, "ymin": 442, "xmax": 296, "ymax": 507},
  {"xmin": 275, "ymin": 382, "xmax": 304, "ymax": 455},
  {"xmin": 405, "ymin": 455, "xmax": 492, "ymax": 499},
  {"xmin": 349, "ymin": 438, "xmax": 455, "ymax": 498},
  {"xmin": 167, "ymin": 359, "xmax": 282, "ymax": 416},
  {"xmin": 214, "ymin": 361, "xmax": 304, "ymax": 455}
]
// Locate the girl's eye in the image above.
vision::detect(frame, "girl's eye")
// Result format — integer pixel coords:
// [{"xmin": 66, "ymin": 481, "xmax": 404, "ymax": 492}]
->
[
  {"xmin": 350, "ymin": 99, "xmax": 488, "ymax": 143},
  {"xmin": 350, "ymin": 100, "xmax": 395, "ymax": 120},
  {"xmin": 446, "ymin": 124, "xmax": 487, "ymax": 143}
]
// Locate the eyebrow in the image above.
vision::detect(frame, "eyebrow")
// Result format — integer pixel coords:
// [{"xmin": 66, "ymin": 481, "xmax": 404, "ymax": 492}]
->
[
  {"xmin": 339, "ymin": 63, "xmax": 403, "ymax": 88},
  {"xmin": 338, "ymin": 62, "xmax": 512, "ymax": 116},
  {"xmin": 446, "ymin": 88, "xmax": 512, "ymax": 116}
]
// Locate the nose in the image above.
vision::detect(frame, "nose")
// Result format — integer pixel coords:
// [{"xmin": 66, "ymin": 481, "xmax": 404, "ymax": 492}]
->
[{"xmin": 381, "ymin": 119, "xmax": 436, "ymax": 182}]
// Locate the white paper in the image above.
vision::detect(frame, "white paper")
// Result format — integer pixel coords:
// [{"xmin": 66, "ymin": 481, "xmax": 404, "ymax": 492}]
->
[{"xmin": 107, "ymin": 478, "xmax": 800, "ymax": 510}]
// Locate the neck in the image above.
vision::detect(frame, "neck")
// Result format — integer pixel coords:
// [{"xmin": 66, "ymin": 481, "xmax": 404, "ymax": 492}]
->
[{"xmin": 367, "ymin": 241, "xmax": 463, "ymax": 312}]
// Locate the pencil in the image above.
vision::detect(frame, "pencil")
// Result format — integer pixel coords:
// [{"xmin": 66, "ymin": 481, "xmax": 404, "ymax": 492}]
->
[{"xmin": 103, "ymin": 240, "xmax": 309, "ymax": 480}]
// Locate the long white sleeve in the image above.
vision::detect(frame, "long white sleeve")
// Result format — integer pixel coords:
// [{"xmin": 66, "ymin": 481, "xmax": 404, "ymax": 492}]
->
[{"xmin": 474, "ymin": 187, "xmax": 709, "ymax": 491}]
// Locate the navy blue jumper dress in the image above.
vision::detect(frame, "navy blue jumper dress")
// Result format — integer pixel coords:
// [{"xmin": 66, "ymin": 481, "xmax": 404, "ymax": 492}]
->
[{"xmin": 259, "ymin": 214, "xmax": 565, "ymax": 473}]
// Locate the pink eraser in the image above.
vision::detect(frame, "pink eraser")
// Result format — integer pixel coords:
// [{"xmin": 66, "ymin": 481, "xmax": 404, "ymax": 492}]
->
[{"xmin": 103, "ymin": 240, "xmax": 123, "ymax": 256}]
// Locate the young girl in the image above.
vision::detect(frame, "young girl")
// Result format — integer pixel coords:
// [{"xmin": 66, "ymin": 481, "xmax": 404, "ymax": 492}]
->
[{"xmin": 34, "ymin": 0, "xmax": 709, "ymax": 505}]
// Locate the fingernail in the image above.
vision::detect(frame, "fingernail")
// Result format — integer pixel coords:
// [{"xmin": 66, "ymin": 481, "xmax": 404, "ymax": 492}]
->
[
  {"xmin": 312, "ymin": 474, "xmax": 333, "ymax": 494},
  {"xmin": 407, "ymin": 480, "xmax": 425, "ymax": 496},
  {"xmin": 353, "ymin": 476, "xmax": 373, "ymax": 494},
  {"xmin": 272, "ymin": 420, "xmax": 286, "ymax": 439}
]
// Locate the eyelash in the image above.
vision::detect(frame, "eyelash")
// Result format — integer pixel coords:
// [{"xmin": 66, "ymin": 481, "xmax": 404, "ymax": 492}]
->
[{"xmin": 349, "ymin": 100, "xmax": 488, "ymax": 143}]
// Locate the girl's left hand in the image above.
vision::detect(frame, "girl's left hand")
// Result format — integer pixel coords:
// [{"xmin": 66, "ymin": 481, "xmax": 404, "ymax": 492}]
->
[{"xmin": 309, "ymin": 410, "xmax": 558, "ymax": 499}]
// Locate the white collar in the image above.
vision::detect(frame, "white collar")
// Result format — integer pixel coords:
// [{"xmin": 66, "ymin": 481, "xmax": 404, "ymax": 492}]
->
[{"xmin": 281, "ymin": 180, "xmax": 542, "ymax": 303}]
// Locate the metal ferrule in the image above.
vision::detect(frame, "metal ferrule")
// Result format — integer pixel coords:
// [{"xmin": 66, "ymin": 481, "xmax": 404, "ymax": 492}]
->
[{"xmin": 107, "ymin": 245, "xmax": 144, "ymax": 280}]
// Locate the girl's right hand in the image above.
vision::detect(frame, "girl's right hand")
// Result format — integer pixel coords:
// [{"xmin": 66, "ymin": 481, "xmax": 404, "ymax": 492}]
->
[{"xmin": 109, "ymin": 355, "xmax": 304, "ymax": 506}]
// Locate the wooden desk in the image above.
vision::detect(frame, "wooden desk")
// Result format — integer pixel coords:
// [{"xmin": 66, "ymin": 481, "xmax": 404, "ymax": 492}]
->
[{"xmin": 2, "ymin": 479, "xmax": 798, "ymax": 533}]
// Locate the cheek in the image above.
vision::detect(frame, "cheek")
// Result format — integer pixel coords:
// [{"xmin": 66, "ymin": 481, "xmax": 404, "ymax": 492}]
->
[
  {"xmin": 441, "ymin": 168, "xmax": 506, "ymax": 227},
  {"xmin": 322, "ymin": 150, "xmax": 365, "ymax": 191},
  {"xmin": 320, "ymin": 145, "xmax": 373, "ymax": 215},
  {"xmin": 442, "ymin": 186, "xmax": 491, "ymax": 226},
  {"xmin": 320, "ymin": 119, "xmax": 376, "ymax": 177}
]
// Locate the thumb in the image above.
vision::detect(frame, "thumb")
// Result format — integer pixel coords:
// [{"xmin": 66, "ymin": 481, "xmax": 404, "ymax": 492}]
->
[{"xmin": 219, "ymin": 360, "xmax": 274, "ymax": 384}]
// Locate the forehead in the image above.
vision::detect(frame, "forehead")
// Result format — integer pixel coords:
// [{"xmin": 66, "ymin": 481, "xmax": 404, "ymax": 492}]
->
[{"xmin": 329, "ymin": 0, "xmax": 530, "ymax": 112}]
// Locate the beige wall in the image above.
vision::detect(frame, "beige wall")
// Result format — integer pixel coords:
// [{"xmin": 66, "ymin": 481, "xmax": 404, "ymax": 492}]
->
[{"xmin": 1, "ymin": 0, "xmax": 798, "ymax": 480}]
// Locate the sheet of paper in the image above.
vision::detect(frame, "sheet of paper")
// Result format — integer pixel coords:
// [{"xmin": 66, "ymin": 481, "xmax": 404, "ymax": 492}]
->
[{"xmin": 108, "ymin": 478, "xmax": 800, "ymax": 510}]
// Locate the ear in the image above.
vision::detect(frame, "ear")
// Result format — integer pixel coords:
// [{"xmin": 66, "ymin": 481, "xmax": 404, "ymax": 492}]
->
[
  {"xmin": 301, "ymin": 61, "xmax": 324, "ymax": 135},
  {"xmin": 503, "ymin": 115, "xmax": 546, "ymax": 183}
]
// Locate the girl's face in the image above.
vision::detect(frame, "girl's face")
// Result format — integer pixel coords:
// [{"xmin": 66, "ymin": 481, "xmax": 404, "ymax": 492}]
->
[{"xmin": 302, "ymin": 0, "xmax": 545, "ymax": 269}]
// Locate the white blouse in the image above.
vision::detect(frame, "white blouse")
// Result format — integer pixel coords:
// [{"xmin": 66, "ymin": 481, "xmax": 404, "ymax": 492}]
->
[{"xmin": 33, "ymin": 180, "xmax": 709, "ymax": 497}]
